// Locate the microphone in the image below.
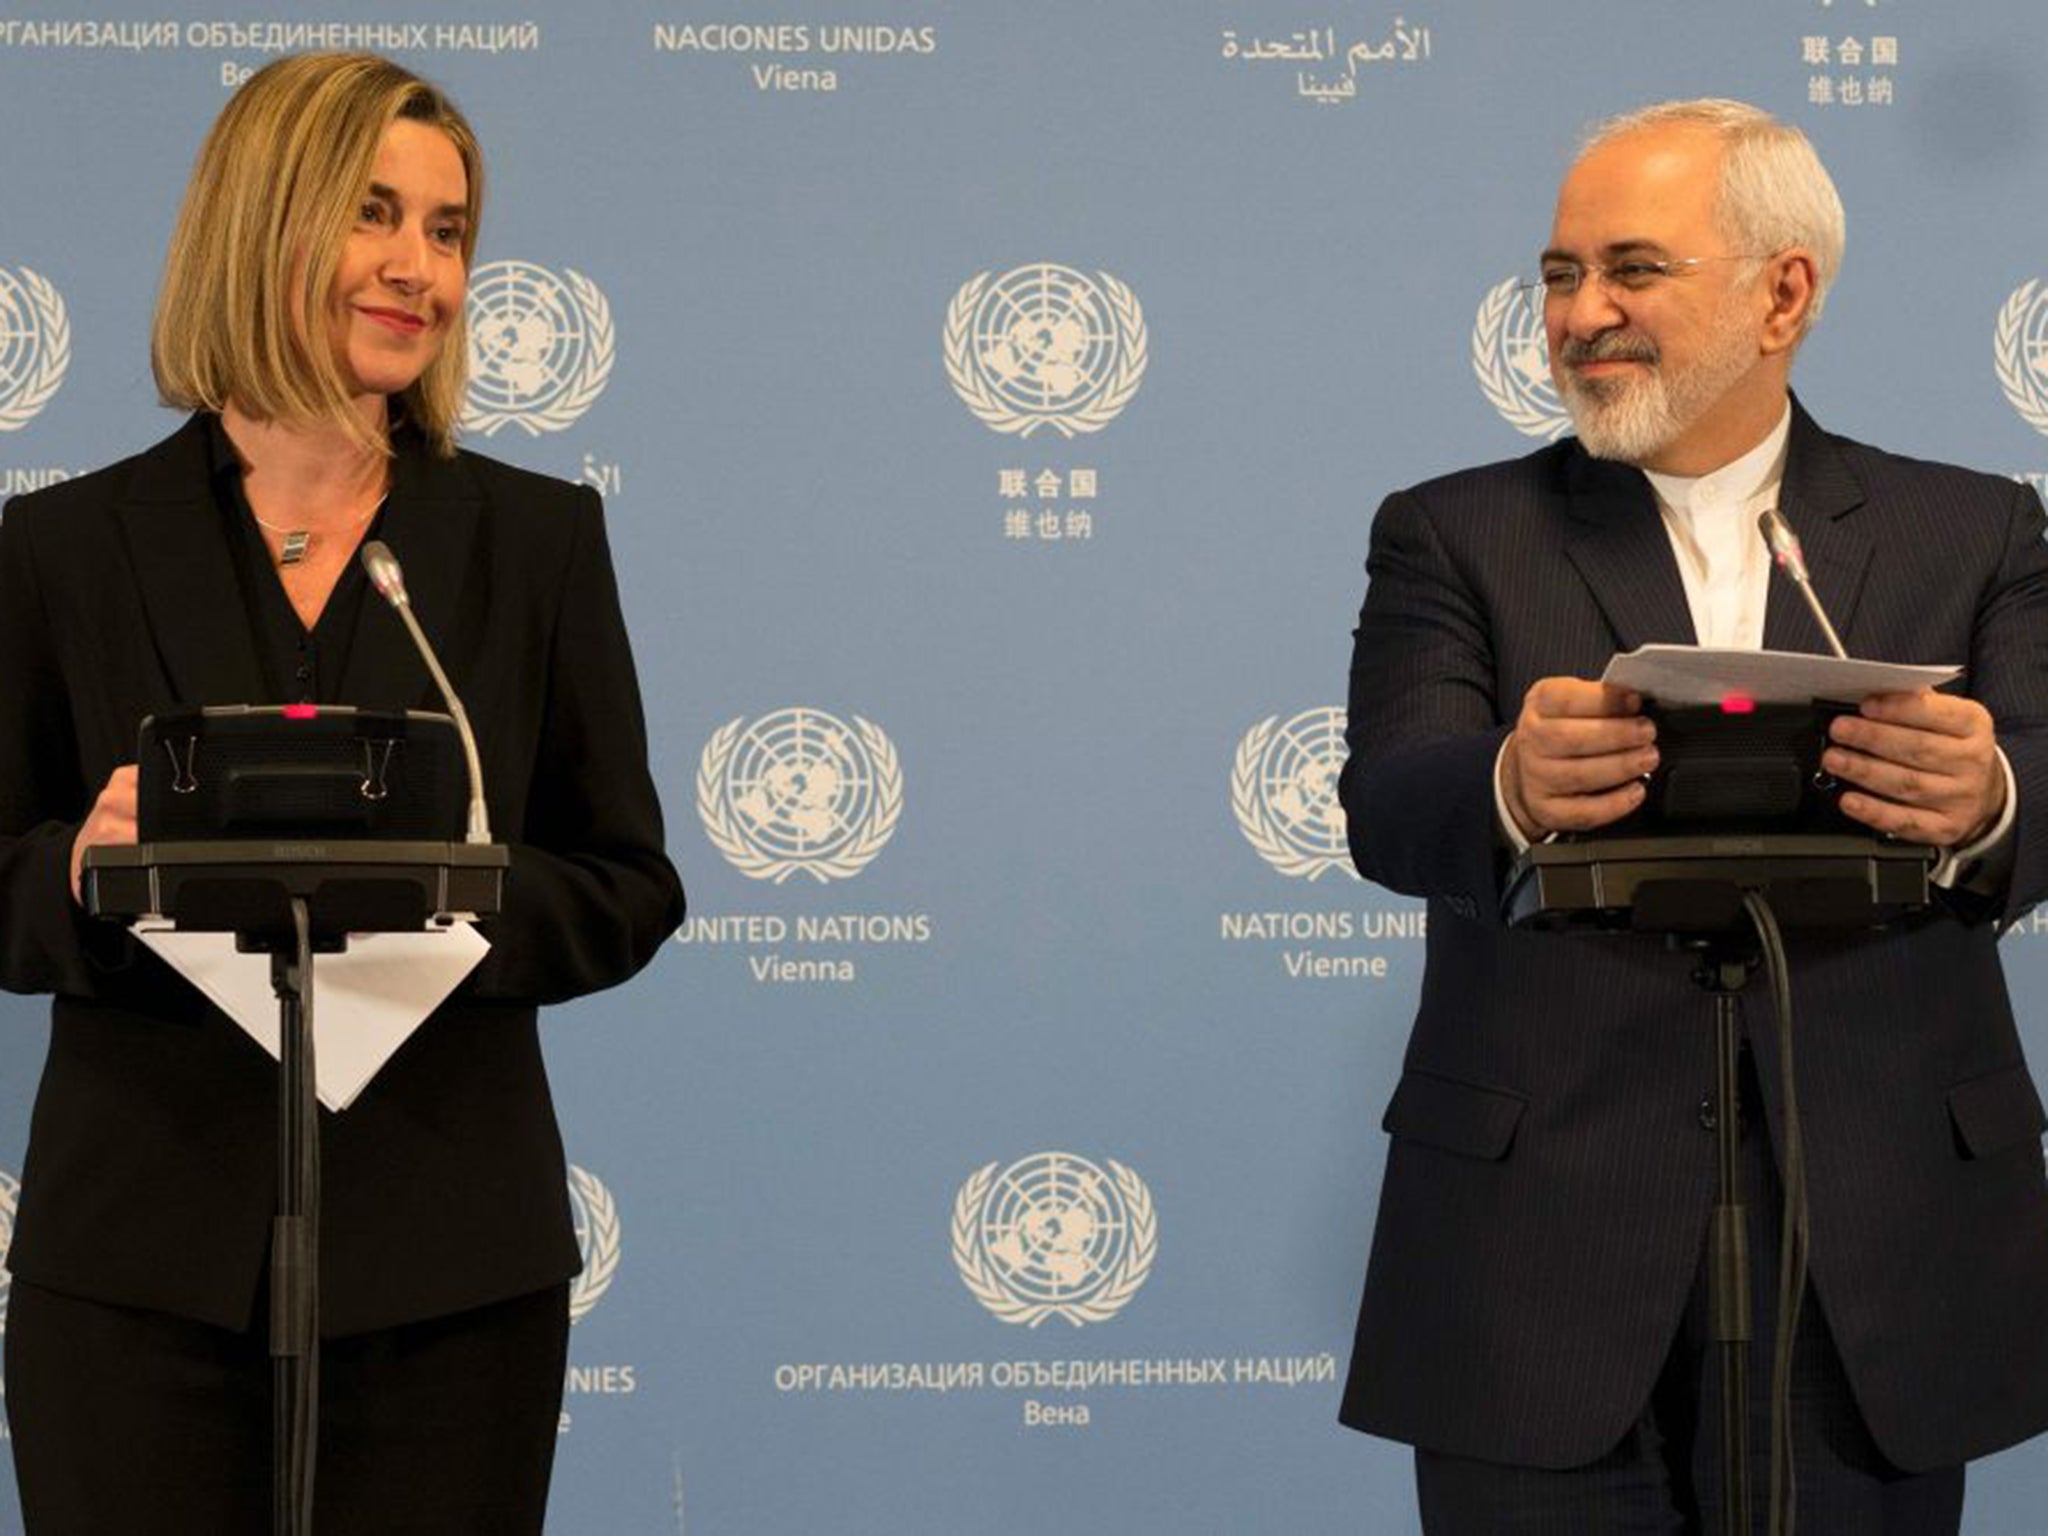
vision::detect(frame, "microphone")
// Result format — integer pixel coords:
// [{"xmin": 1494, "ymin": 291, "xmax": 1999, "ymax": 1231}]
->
[
  {"xmin": 1756, "ymin": 508, "xmax": 1849, "ymax": 660},
  {"xmin": 360, "ymin": 540, "xmax": 491, "ymax": 844}
]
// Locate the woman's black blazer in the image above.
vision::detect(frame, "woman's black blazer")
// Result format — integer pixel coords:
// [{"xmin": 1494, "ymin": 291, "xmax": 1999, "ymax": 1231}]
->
[{"xmin": 0, "ymin": 413, "xmax": 685, "ymax": 1336}]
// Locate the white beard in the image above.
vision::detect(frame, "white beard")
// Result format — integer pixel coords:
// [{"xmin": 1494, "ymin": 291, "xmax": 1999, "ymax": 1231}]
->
[{"xmin": 1555, "ymin": 298, "xmax": 1757, "ymax": 466}]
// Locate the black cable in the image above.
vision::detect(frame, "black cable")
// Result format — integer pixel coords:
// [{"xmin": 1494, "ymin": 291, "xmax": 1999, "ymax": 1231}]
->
[{"xmin": 1742, "ymin": 890, "xmax": 1808, "ymax": 1536}]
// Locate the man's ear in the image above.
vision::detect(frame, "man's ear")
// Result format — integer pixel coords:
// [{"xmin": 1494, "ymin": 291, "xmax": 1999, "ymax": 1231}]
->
[{"xmin": 1759, "ymin": 249, "xmax": 1818, "ymax": 356}]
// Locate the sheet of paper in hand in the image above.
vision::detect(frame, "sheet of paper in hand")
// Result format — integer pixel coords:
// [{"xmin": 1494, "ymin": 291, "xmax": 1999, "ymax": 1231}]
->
[{"xmin": 1602, "ymin": 645, "xmax": 1959, "ymax": 708}]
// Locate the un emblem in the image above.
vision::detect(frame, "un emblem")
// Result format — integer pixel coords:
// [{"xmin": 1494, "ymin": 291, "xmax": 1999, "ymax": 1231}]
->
[
  {"xmin": 0, "ymin": 1166, "xmax": 17, "ymax": 1334},
  {"xmin": 1994, "ymin": 280, "xmax": 2048, "ymax": 439},
  {"xmin": 944, "ymin": 263, "xmax": 1148, "ymax": 438},
  {"xmin": 1471, "ymin": 275, "xmax": 1568, "ymax": 441},
  {"xmin": 0, "ymin": 266, "xmax": 70, "ymax": 433},
  {"xmin": 460, "ymin": 260, "xmax": 615, "ymax": 437},
  {"xmin": 567, "ymin": 1163, "xmax": 622, "ymax": 1325},
  {"xmin": 697, "ymin": 708, "xmax": 903, "ymax": 884},
  {"xmin": 1232, "ymin": 707, "xmax": 1360, "ymax": 881},
  {"xmin": 951, "ymin": 1152, "xmax": 1157, "ymax": 1327}
]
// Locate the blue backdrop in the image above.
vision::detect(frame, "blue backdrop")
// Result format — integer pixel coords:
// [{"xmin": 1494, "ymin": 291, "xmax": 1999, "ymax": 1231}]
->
[{"xmin": 3, "ymin": 2, "xmax": 2047, "ymax": 1530}]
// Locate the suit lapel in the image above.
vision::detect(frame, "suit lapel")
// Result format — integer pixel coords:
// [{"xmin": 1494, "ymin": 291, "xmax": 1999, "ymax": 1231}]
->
[
  {"xmin": 1761, "ymin": 403, "xmax": 1871, "ymax": 654},
  {"xmin": 1562, "ymin": 451, "xmax": 1700, "ymax": 651},
  {"xmin": 336, "ymin": 444, "xmax": 483, "ymax": 712},
  {"xmin": 116, "ymin": 417, "xmax": 269, "ymax": 707}
]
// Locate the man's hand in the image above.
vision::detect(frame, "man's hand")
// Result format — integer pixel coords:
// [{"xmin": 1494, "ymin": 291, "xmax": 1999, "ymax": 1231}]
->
[
  {"xmin": 70, "ymin": 765, "xmax": 137, "ymax": 906},
  {"xmin": 1825, "ymin": 690, "xmax": 2004, "ymax": 848},
  {"xmin": 1500, "ymin": 678, "xmax": 1656, "ymax": 840}
]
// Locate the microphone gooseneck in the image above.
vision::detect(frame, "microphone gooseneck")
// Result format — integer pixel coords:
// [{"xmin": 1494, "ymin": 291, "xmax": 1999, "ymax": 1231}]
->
[
  {"xmin": 1756, "ymin": 509, "xmax": 1849, "ymax": 660},
  {"xmin": 358, "ymin": 541, "xmax": 492, "ymax": 844}
]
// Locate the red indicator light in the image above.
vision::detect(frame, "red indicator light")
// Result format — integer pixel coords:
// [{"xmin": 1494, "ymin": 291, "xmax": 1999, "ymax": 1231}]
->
[
  {"xmin": 1720, "ymin": 694, "xmax": 1756, "ymax": 715},
  {"xmin": 282, "ymin": 704, "xmax": 319, "ymax": 721}
]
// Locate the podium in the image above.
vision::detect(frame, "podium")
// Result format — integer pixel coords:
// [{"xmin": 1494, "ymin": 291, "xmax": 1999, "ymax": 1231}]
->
[
  {"xmin": 82, "ymin": 838, "xmax": 507, "ymax": 1536},
  {"xmin": 1505, "ymin": 832, "xmax": 1934, "ymax": 1536}
]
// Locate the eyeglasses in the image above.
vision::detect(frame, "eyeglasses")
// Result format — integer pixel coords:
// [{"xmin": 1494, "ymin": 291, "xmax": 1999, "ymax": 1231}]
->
[{"xmin": 1523, "ymin": 253, "xmax": 1771, "ymax": 303}]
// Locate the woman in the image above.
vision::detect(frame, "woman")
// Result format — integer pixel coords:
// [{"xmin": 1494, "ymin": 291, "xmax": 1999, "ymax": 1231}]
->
[{"xmin": 0, "ymin": 53, "xmax": 683, "ymax": 1532}]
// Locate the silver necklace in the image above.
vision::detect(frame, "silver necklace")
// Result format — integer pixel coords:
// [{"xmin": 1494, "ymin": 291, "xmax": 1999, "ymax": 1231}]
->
[{"xmin": 250, "ymin": 494, "xmax": 388, "ymax": 567}]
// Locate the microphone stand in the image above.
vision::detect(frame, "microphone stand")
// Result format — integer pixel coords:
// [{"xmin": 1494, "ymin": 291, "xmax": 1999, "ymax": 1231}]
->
[
  {"xmin": 85, "ymin": 839, "xmax": 507, "ymax": 1536},
  {"xmin": 271, "ymin": 897, "xmax": 317, "ymax": 1536},
  {"xmin": 1507, "ymin": 834, "xmax": 1924, "ymax": 1536}
]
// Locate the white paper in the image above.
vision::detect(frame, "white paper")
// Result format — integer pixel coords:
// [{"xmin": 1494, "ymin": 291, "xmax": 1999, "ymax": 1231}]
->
[
  {"xmin": 139, "ymin": 923, "xmax": 490, "ymax": 1112},
  {"xmin": 1601, "ymin": 644, "xmax": 1959, "ymax": 707}
]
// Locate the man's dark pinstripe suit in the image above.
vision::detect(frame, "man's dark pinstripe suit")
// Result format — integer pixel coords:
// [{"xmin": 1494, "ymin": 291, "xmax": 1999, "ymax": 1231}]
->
[{"xmin": 1337, "ymin": 400, "xmax": 2048, "ymax": 1474}]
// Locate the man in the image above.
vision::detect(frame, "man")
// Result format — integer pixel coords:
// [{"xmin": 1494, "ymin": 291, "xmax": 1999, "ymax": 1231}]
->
[{"xmin": 1338, "ymin": 99, "xmax": 2048, "ymax": 1533}]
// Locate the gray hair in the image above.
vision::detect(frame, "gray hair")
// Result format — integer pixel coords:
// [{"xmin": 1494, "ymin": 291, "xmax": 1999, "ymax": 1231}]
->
[{"xmin": 1582, "ymin": 98, "xmax": 1846, "ymax": 332}]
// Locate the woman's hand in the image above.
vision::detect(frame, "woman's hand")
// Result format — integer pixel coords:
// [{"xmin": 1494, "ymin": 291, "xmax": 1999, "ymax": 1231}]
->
[{"xmin": 70, "ymin": 766, "xmax": 138, "ymax": 906}]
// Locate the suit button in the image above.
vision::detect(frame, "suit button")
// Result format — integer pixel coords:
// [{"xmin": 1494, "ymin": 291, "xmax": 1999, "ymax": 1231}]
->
[{"xmin": 1698, "ymin": 1097, "xmax": 1717, "ymax": 1132}]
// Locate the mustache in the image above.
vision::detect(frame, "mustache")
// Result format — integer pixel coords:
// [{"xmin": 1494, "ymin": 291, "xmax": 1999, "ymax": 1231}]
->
[{"xmin": 1558, "ymin": 333, "xmax": 1659, "ymax": 367}]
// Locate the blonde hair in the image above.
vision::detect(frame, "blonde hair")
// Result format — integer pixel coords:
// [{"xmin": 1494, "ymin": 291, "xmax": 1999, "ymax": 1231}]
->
[
  {"xmin": 151, "ymin": 52, "xmax": 483, "ymax": 456},
  {"xmin": 1582, "ymin": 98, "xmax": 1845, "ymax": 333}
]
